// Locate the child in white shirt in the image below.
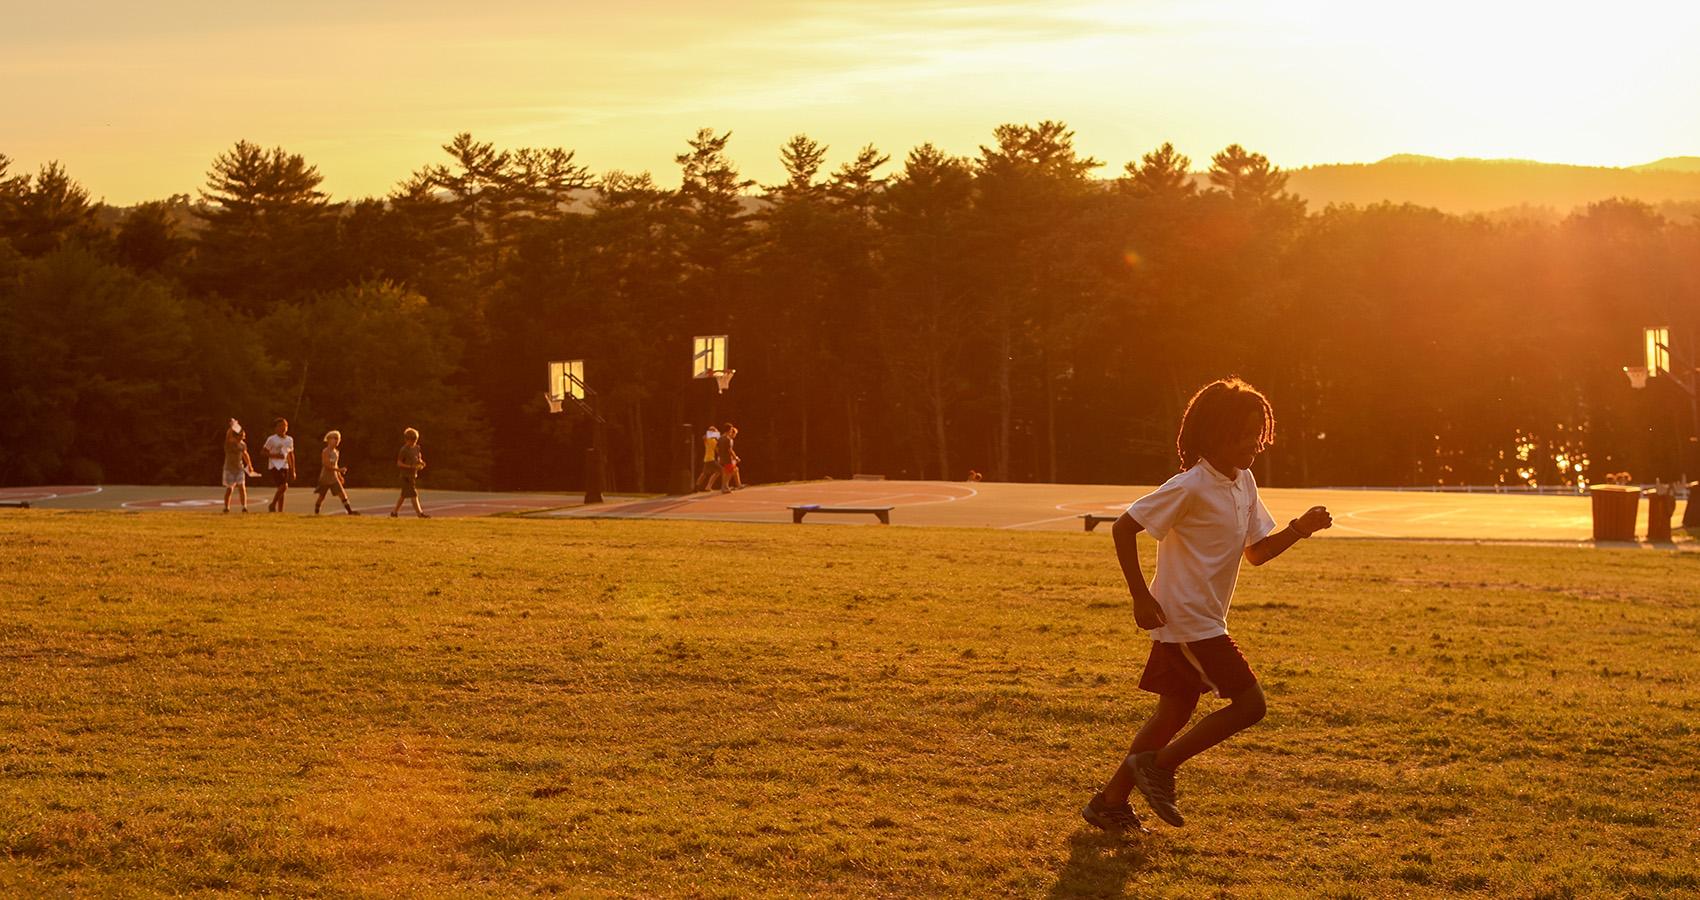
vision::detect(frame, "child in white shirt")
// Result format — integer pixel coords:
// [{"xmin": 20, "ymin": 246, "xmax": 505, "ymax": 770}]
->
[{"xmin": 1083, "ymin": 378, "xmax": 1332, "ymax": 832}]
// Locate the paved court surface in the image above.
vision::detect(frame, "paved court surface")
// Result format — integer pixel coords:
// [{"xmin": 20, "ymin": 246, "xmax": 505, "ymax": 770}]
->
[
  {"xmin": 0, "ymin": 485, "xmax": 594, "ymax": 519},
  {"xmin": 4, "ymin": 481, "xmax": 1693, "ymax": 545},
  {"xmin": 540, "ymin": 480, "xmax": 1696, "ymax": 546}
]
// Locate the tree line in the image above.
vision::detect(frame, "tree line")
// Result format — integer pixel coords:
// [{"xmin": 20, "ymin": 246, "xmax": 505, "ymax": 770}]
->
[{"xmin": 2, "ymin": 124, "xmax": 1696, "ymax": 492}]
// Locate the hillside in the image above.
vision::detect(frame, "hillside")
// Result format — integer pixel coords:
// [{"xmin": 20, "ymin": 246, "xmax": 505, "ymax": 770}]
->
[{"xmin": 1282, "ymin": 155, "xmax": 1700, "ymax": 216}]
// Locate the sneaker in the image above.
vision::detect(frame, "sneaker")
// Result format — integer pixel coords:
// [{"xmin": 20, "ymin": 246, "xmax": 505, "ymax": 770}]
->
[
  {"xmin": 390, "ymin": 511, "xmax": 399, "ymax": 518},
  {"xmin": 1081, "ymin": 795, "xmax": 1147, "ymax": 834},
  {"xmin": 1131, "ymin": 752, "xmax": 1184, "ymax": 827}
]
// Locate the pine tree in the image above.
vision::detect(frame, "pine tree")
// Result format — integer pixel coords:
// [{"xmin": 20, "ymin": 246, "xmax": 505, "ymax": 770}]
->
[{"xmin": 194, "ymin": 141, "xmax": 338, "ymax": 309}]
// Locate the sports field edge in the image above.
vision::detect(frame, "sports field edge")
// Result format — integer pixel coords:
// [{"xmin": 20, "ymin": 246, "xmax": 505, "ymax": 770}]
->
[{"xmin": 0, "ymin": 511, "xmax": 1695, "ymax": 897}]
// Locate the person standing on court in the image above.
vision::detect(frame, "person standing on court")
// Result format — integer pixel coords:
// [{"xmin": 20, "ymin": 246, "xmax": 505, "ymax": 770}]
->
[
  {"xmin": 263, "ymin": 418, "xmax": 296, "ymax": 513},
  {"xmin": 716, "ymin": 423, "xmax": 742, "ymax": 493},
  {"xmin": 390, "ymin": 427, "xmax": 430, "ymax": 518},
  {"xmin": 1081, "ymin": 378, "xmax": 1332, "ymax": 833},
  {"xmin": 696, "ymin": 425, "xmax": 722, "ymax": 492},
  {"xmin": 221, "ymin": 419, "xmax": 258, "ymax": 513}
]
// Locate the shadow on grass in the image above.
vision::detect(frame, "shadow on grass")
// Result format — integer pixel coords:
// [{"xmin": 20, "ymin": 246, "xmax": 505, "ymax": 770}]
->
[{"xmin": 1048, "ymin": 828, "xmax": 1154, "ymax": 899}]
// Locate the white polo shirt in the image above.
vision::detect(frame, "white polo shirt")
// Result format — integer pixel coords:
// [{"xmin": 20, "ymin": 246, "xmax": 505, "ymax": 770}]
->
[
  {"xmin": 1127, "ymin": 459, "xmax": 1277, "ymax": 643},
  {"xmin": 263, "ymin": 434, "xmax": 294, "ymax": 470}
]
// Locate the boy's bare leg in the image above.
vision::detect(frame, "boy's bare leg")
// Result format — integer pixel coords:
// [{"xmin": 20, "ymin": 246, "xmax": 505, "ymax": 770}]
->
[
  {"xmin": 271, "ymin": 483, "xmax": 286, "ymax": 512},
  {"xmin": 237, "ymin": 484, "xmax": 247, "ymax": 510},
  {"xmin": 1099, "ymin": 692, "xmax": 1198, "ymax": 806},
  {"xmin": 412, "ymin": 497, "xmax": 427, "ymax": 517},
  {"xmin": 1153, "ymin": 683, "xmax": 1267, "ymax": 771},
  {"xmin": 223, "ymin": 486, "xmax": 233, "ymax": 512}
]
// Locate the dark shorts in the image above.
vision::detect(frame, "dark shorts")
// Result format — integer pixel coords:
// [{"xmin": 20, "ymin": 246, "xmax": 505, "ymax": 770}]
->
[
  {"xmin": 1138, "ymin": 634, "xmax": 1258, "ymax": 699},
  {"xmin": 315, "ymin": 480, "xmax": 346, "ymax": 498},
  {"xmin": 400, "ymin": 476, "xmax": 418, "ymax": 499},
  {"xmin": 268, "ymin": 468, "xmax": 290, "ymax": 487}
]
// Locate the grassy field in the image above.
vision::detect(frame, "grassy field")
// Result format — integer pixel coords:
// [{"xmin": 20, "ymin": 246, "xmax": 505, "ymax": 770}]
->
[{"xmin": 0, "ymin": 512, "xmax": 1696, "ymax": 898}]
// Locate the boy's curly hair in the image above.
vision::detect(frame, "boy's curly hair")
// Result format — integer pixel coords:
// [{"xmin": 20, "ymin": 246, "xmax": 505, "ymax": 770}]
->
[{"xmin": 1176, "ymin": 378, "xmax": 1275, "ymax": 469}]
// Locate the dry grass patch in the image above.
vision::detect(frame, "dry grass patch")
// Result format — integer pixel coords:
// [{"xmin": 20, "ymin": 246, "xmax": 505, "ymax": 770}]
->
[{"xmin": 0, "ymin": 511, "xmax": 1696, "ymax": 896}]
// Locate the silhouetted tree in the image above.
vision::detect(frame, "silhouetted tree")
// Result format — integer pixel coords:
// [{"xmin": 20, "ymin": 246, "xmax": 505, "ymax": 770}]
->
[
  {"xmin": 194, "ymin": 141, "xmax": 338, "ymax": 309},
  {"xmin": 4, "ymin": 161, "xmax": 102, "ymax": 257}
]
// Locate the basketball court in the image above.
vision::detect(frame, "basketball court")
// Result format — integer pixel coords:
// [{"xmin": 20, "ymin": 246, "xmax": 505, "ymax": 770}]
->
[
  {"xmin": 2, "ymin": 480, "xmax": 1692, "ymax": 544},
  {"xmin": 539, "ymin": 479, "xmax": 1694, "ymax": 545},
  {"xmin": 0, "ymin": 485, "xmax": 587, "ymax": 518}
]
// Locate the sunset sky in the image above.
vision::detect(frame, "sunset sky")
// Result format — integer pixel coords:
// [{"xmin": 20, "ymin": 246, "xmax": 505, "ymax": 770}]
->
[{"xmin": 5, "ymin": 0, "xmax": 1697, "ymax": 204}]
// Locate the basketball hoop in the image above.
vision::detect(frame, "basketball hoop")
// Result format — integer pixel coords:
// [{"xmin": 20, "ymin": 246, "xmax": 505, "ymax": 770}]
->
[
  {"xmin": 713, "ymin": 369, "xmax": 736, "ymax": 394},
  {"xmin": 544, "ymin": 391, "xmax": 563, "ymax": 413},
  {"xmin": 1624, "ymin": 366, "xmax": 1649, "ymax": 390}
]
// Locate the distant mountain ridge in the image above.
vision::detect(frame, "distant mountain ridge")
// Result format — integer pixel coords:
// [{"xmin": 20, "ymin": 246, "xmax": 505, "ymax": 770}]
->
[
  {"xmin": 1279, "ymin": 154, "xmax": 1700, "ymax": 216},
  {"xmin": 1628, "ymin": 156, "xmax": 1700, "ymax": 173}
]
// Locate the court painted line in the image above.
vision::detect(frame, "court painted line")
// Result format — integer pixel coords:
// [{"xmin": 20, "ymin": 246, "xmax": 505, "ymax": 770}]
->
[
  {"xmin": 0, "ymin": 485, "xmax": 103, "ymax": 502},
  {"xmin": 598, "ymin": 484, "xmax": 978, "ymax": 515},
  {"xmin": 1341, "ymin": 505, "xmax": 1400, "ymax": 519},
  {"xmin": 1398, "ymin": 507, "xmax": 1463, "ymax": 521},
  {"xmin": 1002, "ymin": 502, "xmax": 1113, "ymax": 530},
  {"xmin": 1327, "ymin": 520, "xmax": 1394, "ymax": 538}
]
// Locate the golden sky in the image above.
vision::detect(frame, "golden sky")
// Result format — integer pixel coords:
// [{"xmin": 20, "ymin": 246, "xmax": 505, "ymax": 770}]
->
[{"xmin": 4, "ymin": 0, "xmax": 1697, "ymax": 204}]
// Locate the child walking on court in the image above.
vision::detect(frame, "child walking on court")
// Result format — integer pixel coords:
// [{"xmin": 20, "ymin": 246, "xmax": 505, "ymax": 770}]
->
[
  {"xmin": 313, "ymin": 430, "xmax": 359, "ymax": 516},
  {"xmin": 391, "ymin": 427, "xmax": 430, "ymax": 518},
  {"xmin": 696, "ymin": 425, "xmax": 722, "ymax": 492},
  {"xmin": 1083, "ymin": 378, "xmax": 1332, "ymax": 832},
  {"xmin": 717, "ymin": 423, "xmax": 743, "ymax": 492},
  {"xmin": 221, "ymin": 419, "xmax": 260, "ymax": 513},
  {"xmin": 263, "ymin": 418, "xmax": 296, "ymax": 513}
]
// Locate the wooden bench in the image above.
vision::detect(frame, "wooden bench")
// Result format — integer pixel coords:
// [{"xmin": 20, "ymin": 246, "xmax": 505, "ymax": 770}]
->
[
  {"xmin": 0, "ymin": 501, "xmax": 30, "ymax": 509},
  {"xmin": 790, "ymin": 504, "xmax": 893, "ymax": 525},
  {"xmin": 1080, "ymin": 513, "xmax": 1119, "ymax": 532}
]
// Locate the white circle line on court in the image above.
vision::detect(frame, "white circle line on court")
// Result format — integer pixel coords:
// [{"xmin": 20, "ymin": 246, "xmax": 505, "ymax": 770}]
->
[
  {"xmin": 652, "ymin": 483, "xmax": 977, "ymax": 512},
  {"xmin": 4, "ymin": 485, "xmax": 103, "ymax": 502},
  {"xmin": 1002, "ymin": 503, "xmax": 1106, "ymax": 530}
]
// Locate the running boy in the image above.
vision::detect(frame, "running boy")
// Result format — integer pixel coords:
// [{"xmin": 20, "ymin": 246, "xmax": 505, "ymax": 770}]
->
[
  {"xmin": 390, "ymin": 427, "xmax": 429, "ymax": 518},
  {"xmin": 313, "ymin": 430, "xmax": 360, "ymax": 516},
  {"xmin": 1083, "ymin": 378, "xmax": 1332, "ymax": 832}
]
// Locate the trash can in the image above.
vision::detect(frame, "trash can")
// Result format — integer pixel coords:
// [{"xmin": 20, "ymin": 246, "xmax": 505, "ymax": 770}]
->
[
  {"xmin": 1685, "ymin": 482, "xmax": 1699, "ymax": 531},
  {"xmin": 1589, "ymin": 485, "xmax": 1640, "ymax": 542},
  {"xmin": 1644, "ymin": 488, "xmax": 1675, "ymax": 542}
]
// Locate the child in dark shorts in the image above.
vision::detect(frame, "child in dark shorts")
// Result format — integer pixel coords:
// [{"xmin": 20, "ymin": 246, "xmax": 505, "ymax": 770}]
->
[
  {"xmin": 390, "ymin": 427, "xmax": 429, "ymax": 518},
  {"xmin": 313, "ymin": 430, "xmax": 359, "ymax": 516},
  {"xmin": 1082, "ymin": 378, "xmax": 1333, "ymax": 833}
]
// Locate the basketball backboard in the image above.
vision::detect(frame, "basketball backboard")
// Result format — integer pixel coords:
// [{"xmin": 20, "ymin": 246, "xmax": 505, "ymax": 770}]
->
[
  {"xmin": 1644, "ymin": 326, "xmax": 1671, "ymax": 376},
  {"xmin": 692, "ymin": 336, "xmax": 728, "ymax": 380},
  {"xmin": 547, "ymin": 359, "xmax": 586, "ymax": 402}
]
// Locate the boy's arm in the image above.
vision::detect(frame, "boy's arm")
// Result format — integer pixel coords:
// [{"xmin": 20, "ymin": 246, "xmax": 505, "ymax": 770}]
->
[
  {"xmin": 1112, "ymin": 512, "xmax": 1167, "ymax": 629},
  {"xmin": 1244, "ymin": 506, "xmax": 1332, "ymax": 566}
]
